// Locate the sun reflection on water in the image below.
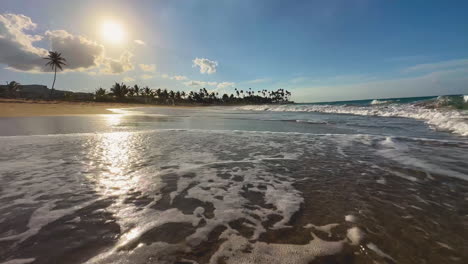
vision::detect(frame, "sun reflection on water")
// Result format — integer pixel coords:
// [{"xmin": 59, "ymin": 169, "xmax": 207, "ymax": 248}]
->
[
  {"xmin": 102, "ymin": 114, "xmax": 124, "ymax": 127},
  {"xmin": 89, "ymin": 130, "xmax": 142, "ymax": 196}
]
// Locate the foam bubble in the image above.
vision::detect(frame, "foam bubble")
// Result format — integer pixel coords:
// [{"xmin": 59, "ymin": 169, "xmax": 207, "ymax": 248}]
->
[
  {"xmin": 377, "ymin": 138, "xmax": 468, "ymax": 181},
  {"xmin": 304, "ymin": 223, "xmax": 339, "ymax": 237},
  {"xmin": 346, "ymin": 227, "xmax": 365, "ymax": 245},
  {"xmin": 209, "ymin": 233, "xmax": 345, "ymax": 264},
  {"xmin": 345, "ymin": 214, "xmax": 357, "ymax": 223}
]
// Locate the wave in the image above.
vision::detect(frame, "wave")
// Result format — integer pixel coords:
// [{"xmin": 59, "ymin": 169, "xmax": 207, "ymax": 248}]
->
[
  {"xmin": 237, "ymin": 96, "xmax": 468, "ymax": 136},
  {"xmin": 370, "ymin": 99, "xmax": 394, "ymax": 105}
]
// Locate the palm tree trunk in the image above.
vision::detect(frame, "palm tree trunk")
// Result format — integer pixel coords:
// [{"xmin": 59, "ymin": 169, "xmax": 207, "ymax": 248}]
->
[
  {"xmin": 50, "ymin": 67, "xmax": 57, "ymax": 98},
  {"xmin": 52, "ymin": 67, "xmax": 57, "ymax": 90}
]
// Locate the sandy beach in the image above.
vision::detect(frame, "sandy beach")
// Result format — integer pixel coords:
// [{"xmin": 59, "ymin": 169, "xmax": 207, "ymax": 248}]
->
[{"xmin": 0, "ymin": 99, "xmax": 172, "ymax": 117}]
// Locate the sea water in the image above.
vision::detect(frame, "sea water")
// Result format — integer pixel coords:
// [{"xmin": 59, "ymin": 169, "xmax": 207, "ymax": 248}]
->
[{"xmin": 0, "ymin": 95, "xmax": 467, "ymax": 264}]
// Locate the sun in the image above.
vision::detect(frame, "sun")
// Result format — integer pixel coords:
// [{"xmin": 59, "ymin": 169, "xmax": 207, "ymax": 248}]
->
[{"xmin": 101, "ymin": 20, "xmax": 125, "ymax": 44}]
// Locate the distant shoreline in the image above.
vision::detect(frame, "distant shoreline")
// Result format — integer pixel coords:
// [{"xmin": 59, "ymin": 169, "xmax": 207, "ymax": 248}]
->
[{"xmin": 0, "ymin": 99, "xmax": 194, "ymax": 117}]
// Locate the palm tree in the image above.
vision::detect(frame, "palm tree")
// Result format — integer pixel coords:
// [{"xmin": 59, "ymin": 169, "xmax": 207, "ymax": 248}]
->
[
  {"xmin": 44, "ymin": 51, "xmax": 66, "ymax": 95},
  {"xmin": 127, "ymin": 86, "xmax": 135, "ymax": 97},
  {"xmin": 133, "ymin": 84, "xmax": 140, "ymax": 96},
  {"xmin": 95, "ymin": 87, "xmax": 106, "ymax": 97},
  {"xmin": 110, "ymin": 82, "xmax": 128, "ymax": 99},
  {"xmin": 5, "ymin": 81, "xmax": 20, "ymax": 98}
]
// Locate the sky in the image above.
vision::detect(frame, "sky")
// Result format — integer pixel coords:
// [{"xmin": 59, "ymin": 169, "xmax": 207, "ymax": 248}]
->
[{"xmin": 1, "ymin": 0, "xmax": 467, "ymax": 102}]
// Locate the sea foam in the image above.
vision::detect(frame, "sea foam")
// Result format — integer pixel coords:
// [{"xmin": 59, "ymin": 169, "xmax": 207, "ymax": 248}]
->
[{"xmin": 238, "ymin": 99, "xmax": 468, "ymax": 136}]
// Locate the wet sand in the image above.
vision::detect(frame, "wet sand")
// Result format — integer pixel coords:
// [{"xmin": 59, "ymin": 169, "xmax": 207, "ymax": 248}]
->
[{"xmin": 0, "ymin": 99, "xmax": 192, "ymax": 117}]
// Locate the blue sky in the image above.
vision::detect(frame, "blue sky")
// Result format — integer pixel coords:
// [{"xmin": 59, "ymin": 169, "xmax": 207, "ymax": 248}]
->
[{"xmin": 1, "ymin": 0, "xmax": 467, "ymax": 102}]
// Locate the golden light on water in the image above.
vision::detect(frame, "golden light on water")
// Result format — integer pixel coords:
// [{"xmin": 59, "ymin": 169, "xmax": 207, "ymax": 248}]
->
[
  {"xmin": 94, "ymin": 132, "xmax": 135, "ymax": 195},
  {"xmin": 104, "ymin": 113, "xmax": 123, "ymax": 126},
  {"xmin": 101, "ymin": 20, "xmax": 126, "ymax": 44},
  {"xmin": 84, "ymin": 114, "xmax": 161, "ymax": 198}
]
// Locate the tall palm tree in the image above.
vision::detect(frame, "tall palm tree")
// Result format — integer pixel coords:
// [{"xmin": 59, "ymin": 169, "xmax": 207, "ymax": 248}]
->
[{"xmin": 43, "ymin": 51, "xmax": 66, "ymax": 95}]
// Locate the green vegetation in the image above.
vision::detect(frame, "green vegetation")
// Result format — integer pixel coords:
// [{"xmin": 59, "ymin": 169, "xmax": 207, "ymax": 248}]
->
[{"xmin": 95, "ymin": 83, "xmax": 292, "ymax": 105}]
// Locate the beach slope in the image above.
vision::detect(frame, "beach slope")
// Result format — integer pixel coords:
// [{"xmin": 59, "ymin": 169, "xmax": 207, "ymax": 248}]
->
[{"xmin": 0, "ymin": 99, "xmax": 149, "ymax": 117}]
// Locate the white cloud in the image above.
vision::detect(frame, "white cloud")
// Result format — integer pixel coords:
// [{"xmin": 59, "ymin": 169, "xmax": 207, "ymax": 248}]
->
[
  {"xmin": 172, "ymin": 75, "xmax": 187, "ymax": 81},
  {"xmin": 123, "ymin": 76, "xmax": 135, "ymax": 82},
  {"xmin": 134, "ymin": 39, "xmax": 146, "ymax": 45},
  {"xmin": 141, "ymin": 74, "xmax": 153, "ymax": 79},
  {"xmin": 139, "ymin": 63, "xmax": 156, "ymax": 72},
  {"xmin": 217, "ymin": 82, "xmax": 235, "ymax": 89},
  {"xmin": 193, "ymin": 57, "xmax": 218, "ymax": 74},
  {"xmin": 45, "ymin": 30, "xmax": 104, "ymax": 71},
  {"xmin": 184, "ymin": 80, "xmax": 218, "ymax": 87},
  {"xmin": 404, "ymin": 59, "xmax": 468, "ymax": 73},
  {"xmin": 161, "ymin": 74, "xmax": 188, "ymax": 81},
  {"xmin": 100, "ymin": 51, "xmax": 134, "ymax": 74},
  {"xmin": 0, "ymin": 13, "xmax": 48, "ymax": 71},
  {"xmin": 0, "ymin": 13, "xmax": 134, "ymax": 74}
]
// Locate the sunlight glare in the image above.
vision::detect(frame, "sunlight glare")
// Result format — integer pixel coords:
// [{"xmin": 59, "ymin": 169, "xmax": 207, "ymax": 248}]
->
[{"xmin": 101, "ymin": 20, "xmax": 125, "ymax": 44}]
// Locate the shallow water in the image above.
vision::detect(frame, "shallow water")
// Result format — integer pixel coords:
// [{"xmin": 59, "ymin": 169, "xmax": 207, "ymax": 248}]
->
[{"xmin": 0, "ymin": 106, "xmax": 467, "ymax": 264}]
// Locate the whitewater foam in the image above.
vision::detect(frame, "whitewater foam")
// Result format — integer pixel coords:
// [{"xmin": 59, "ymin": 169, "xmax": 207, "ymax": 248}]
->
[
  {"xmin": 1, "ymin": 128, "xmax": 466, "ymax": 263},
  {"xmin": 370, "ymin": 99, "xmax": 394, "ymax": 105},
  {"xmin": 238, "ymin": 99, "xmax": 468, "ymax": 136},
  {"xmin": 209, "ymin": 233, "xmax": 346, "ymax": 264}
]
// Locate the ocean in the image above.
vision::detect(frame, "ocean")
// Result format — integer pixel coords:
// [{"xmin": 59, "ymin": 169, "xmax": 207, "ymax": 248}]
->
[{"xmin": 0, "ymin": 94, "xmax": 467, "ymax": 264}]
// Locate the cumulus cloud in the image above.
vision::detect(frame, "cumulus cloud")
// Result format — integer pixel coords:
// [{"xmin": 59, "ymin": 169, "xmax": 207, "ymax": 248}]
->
[
  {"xmin": 45, "ymin": 30, "xmax": 104, "ymax": 71},
  {"xmin": 100, "ymin": 51, "xmax": 134, "ymax": 74},
  {"xmin": 193, "ymin": 57, "xmax": 218, "ymax": 74},
  {"xmin": 139, "ymin": 64, "xmax": 156, "ymax": 72},
  {"xmin": 134, "ymin": 39, "xmax": 146, "ymax": 45},
  {"xmin": 0, "ymin": 13, "xmax": 134, "ymax": 74},
  {"xmin": 217, "ymin": 82, "xmax": 235, "ymax": 89},
  {"xmin": 0, "ymin": 13, "xmax": 48, "ymax": 71}
]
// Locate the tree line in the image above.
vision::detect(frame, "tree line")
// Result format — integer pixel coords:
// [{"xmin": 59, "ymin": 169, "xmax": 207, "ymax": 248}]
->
[{"xmin": 95, "ymin": 83, "xmax": 292, "ymax": 105}]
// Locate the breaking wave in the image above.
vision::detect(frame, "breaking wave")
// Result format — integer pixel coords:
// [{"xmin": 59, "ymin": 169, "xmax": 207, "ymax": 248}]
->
[
  {"xmin": 238, "ymin": 95, "xmax": 468, "ymax": 136},
  {"xmin": 370, "ymin": 99, "xmax": 394, "ymax": 105}
]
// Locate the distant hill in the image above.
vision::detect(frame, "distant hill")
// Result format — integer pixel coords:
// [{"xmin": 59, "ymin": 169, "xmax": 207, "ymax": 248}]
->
[{"xmin": 0, "ymin": 84, "xmax": 93, "ymax": 100}]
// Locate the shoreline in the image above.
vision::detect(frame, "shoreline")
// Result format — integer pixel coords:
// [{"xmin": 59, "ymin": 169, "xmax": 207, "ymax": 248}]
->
[{"xmin": 0, "ymin": 99, "xmax": 194, "ymax": 117}]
